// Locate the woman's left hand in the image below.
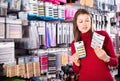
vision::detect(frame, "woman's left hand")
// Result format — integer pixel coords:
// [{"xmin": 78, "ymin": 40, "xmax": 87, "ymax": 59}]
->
[{"xmin": 94, "ymin": 46, "xmax": 110, "ymax": 62}]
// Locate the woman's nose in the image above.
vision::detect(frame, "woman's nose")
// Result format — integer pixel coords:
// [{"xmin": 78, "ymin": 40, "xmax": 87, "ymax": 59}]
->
[{"xmin": 82, "ymin": 21, "xmax": 87, "ymax": 25}]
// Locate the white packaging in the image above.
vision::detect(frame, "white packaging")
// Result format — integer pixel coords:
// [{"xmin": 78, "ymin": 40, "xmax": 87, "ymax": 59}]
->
[{"xmin": 91, "ymin": 32, "xmax": 105, "ymax": 48}]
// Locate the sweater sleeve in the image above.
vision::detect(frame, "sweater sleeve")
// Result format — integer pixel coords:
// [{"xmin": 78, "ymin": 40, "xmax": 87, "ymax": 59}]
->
[
  {"xmin": 102, "ymin": 31, "xmax": 118, "ymax": 67},
  {"xmin": 71, "ymin": 41, "xmax": 80, "ymax": 74}
]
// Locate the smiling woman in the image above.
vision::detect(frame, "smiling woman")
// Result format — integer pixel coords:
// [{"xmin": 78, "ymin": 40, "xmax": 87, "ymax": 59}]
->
[
  {"xmin": 76, "ymin": 14, "xmax": 91, "ymax": 33},
  {"xmin": 71, "ymin": 8, "xmax": 118, "ymax": 81}
]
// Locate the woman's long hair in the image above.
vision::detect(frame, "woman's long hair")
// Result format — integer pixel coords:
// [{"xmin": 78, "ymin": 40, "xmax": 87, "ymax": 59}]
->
[{"xmin": 73, "ymin": 9, "xmax": 94, "ymax": 42}]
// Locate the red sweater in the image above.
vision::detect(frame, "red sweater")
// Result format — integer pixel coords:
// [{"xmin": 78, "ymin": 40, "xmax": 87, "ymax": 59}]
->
[{"xmin": 71, "ymin": 31, "xmax": 118, "ymax": 81}]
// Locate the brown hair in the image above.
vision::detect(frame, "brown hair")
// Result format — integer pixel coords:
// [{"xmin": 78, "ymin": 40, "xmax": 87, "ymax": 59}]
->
[{"xmin": 73, "ymin": 9, "xmax": 94, "ymax": 42}]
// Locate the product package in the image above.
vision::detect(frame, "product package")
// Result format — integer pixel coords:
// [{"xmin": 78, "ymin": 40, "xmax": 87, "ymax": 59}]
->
[
  {"xmin": 0, "ymin": 0, "xmax": 8, "ymax": 16},
  {"xmin": 91, "ymin": 32, "xmax": 105, "ymax": 49},
  {"xmin": 61, "ymin": 53, "xmax": 68, "ymax": 65},
  {"xmin": 9, "ymin": 0, "xmax": 21, "ymax": 11},
  {"xmin": 44, "ymin": 2, "xmax": 53, "ymax": 19},
  {"xmin": 37, "ymin": 21, "xmax": 45, "ymax": 48},
  {"xmin": 53, "ymin": 4, "xmax": 58, "ymax": 19},
  {"xmin": 48, "ymin": 53, "xmax": 56, "ymax": 77},
  {"xmin": 58, "ymin": 5, "xmax": 65, "ymax": 20},
  {"xmin": 56, "ymin": 23, "xmax": 62, "ymax": 45},
  {"xmin": 0, "ymin": 17, "xmax": 5, "ymax": 38},
  {"xmin": 5, "ymin": 61, "xmax": 17, "ymax": 77},
  {"xmin": 6, "ymin": 18, "xmax": 22, "ymax": 38},
  {"xmin": 38, "ymin": 1, "xmax": 45, "ymax": 17},
  {"xmin": 7, "ymin": 65, "xmax": 17, "ymax": 77},
  {"xmin": 24, "ymin": 56, "xmax": 34, "ymax": 78},
  {"xmin": 32, "ymin": 56, "xmax": 40, "ymax": 77},
  {"xmin": 0, "ymin": 42, "xmax": 15, "ymax": 64},
  {"xmin": 39, "ymin": 53, "xmax": 48, "ymax": 74},
  {"xmin": 74, "ymin": 41, "xmax": 86, "ymax": 58},
  {"xmin": 17, "ymin": 57, "xmax": 26, "ymax": 78}
]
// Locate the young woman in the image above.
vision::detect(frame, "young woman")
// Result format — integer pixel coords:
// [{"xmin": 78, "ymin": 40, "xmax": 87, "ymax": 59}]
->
[{"xmin": 71, "ymin": 9, "xmax": 118, "ymax": 81}]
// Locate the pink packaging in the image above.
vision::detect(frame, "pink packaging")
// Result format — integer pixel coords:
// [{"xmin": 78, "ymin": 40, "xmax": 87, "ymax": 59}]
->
[
  {"xmin": 118, "ymin": 16, "xmax": 120, "ymax": 21},
  {"xmin": 117, "ymin": 4, "xmax": 120, "ymax": 12},
  {"xmin": 52, "ymin": 0, "xmax": 60, "ymax": 4},
  {"xmin": 65, "ymin": 8, "xmax": 71, "ymax": 19},
  {"xmin": 65, "ymin": 7, "xmax": 76, "ymax": 20},
  {"xmin": 59, "ymin": 0, "xmax": 66, "ymax": 3}
]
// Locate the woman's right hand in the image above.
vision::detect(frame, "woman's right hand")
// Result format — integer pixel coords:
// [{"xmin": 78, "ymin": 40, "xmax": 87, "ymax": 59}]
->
[{"xmin": 71, "ymin": 52, "xmax": 80, "ymax": 66}]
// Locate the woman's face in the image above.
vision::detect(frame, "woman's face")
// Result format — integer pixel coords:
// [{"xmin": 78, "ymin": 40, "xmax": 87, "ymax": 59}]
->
[{"xmin": 76, "ymin": 14, "xmax": 91, "ymax": 33}]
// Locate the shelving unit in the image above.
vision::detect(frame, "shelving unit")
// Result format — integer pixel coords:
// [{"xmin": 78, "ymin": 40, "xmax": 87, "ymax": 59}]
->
[{"xmin": 0, "ymin": 0, "xmax": 119, "ymax": 81}]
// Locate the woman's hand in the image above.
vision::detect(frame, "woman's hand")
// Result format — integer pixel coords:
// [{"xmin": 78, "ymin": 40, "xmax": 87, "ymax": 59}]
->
[
  {"xmin": 94, "ymin": 46, "xmax": 110, "ymax": 62},
  {"xmin": 72, "ymin": 53, "xmax": 80, "ymax": 66}
]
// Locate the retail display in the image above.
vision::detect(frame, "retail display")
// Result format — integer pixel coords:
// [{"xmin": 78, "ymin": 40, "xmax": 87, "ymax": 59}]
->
[{"xmin": 0, "ymin": 0, "xmax": 119, "ymax": 81}]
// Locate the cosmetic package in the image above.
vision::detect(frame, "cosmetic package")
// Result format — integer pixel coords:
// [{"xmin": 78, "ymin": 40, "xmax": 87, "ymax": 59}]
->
[
  {"xmin": 0, "ymin": 17, "xmax": 5, "ymax": 38},
  {"xmin": 6, "ymin": 18, "xmax": 22, "ymax": 38},
  {"xmin": 24, "ymin": 56, "xmax": 34, "ymax": 78},
  {"xmin": 32, "ymin": 56, "xmax": 40, "ymax": 77},
  {"xmin": 0, "ymin": 42, "xmax": 15, "ymax": 64},
  {"xmin": 17, "ymin": 57, "xmax": 26, "ymax": 78},
  {"xmin": 39, "ymin": 53, "xmax": 48, "ymax": 74},
  {"xmin": 9, "ymin": 0, "xmax": 21, "ymax": 11},
  {"xmin": 0, "ymin": 0, "xmax": 8, "ymax": 16}
]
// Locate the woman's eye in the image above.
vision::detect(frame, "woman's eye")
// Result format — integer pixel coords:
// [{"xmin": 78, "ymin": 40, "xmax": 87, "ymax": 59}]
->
[
  {"xmin": 79, "ymin": 21, "xmax": 82, "ymax": 23},
  {"xmin": 86, "ymin": 20, "xmax": 90, "ymax": 22}
]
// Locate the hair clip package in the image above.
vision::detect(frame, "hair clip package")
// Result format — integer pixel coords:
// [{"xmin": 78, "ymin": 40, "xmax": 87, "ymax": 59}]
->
[
  {"xmin": 21, "ymin": 0, "xmax": 29, "ymax": 11},
  {"xmin": 6, "ymin": 61, "xmax": 17, "ymax": 77},
  {"xmin": 17, "ymin": 57, "xmax": 26, "ymax": 78},
  {"xmin": 0, "ymin": 0, "xmax": 8, "ymax": 16},
  {"xmin": 74, "ymin": 41, "xmax": 86, "ymax": 58},
  {"xmin": 38, "ymin": 1, "xmax": 45, "ymax": 17},
  {"xmin": 56, "ymin": 23, "xmax": 62, "ymax": 45},
  {"xmin": 91, "ymin": 32, "xmax": 105, "ymax": 49},
  {"xmin": 0, "ymin": 17, "xmax": 5, "ymax": 38},
  {"xmin": 32, "ymin": 56, "xmax": 40, "ymax": 77},
  {"xmin": 24, "ymin": 56, "xmax": 34, "ymax": 78},
  {"xmin": 6, "ymin": 18, "xmax": 22, "ymax": 38},
  {"xmin": 9, "ymin": 0, "xmax": 21, "ymax": 11}
]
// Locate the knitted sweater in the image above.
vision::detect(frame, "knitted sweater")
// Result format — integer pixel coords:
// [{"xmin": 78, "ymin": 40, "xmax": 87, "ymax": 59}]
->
[{"xmin": 71, "ymin": 30, "xmax": 118, "ymax": 81}]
